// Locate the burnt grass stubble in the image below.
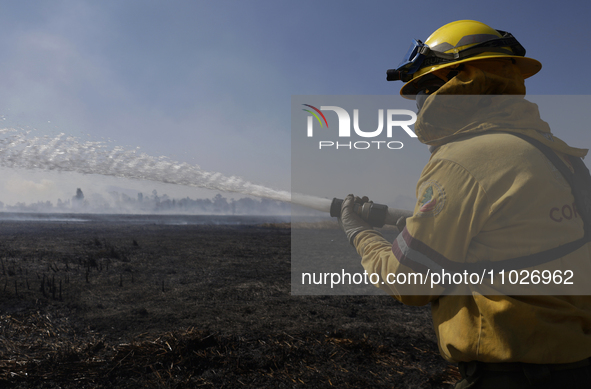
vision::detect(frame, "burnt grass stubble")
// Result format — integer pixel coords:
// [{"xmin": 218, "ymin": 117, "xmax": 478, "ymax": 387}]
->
[{"xmin": 0, "ymin": 218, "xmax": 459, "ymax": 388}]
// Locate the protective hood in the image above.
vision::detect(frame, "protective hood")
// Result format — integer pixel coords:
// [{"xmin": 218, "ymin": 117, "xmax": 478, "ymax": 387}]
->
[{"xmin": 415, "ymin": 60, "xmax": 588, "ymax": 158}]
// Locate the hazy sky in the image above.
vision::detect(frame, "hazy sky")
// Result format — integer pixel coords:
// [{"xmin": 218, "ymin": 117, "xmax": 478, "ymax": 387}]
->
[{"xmin": 0, "ymin": 0, "xmax": 589, "ymax": 208}]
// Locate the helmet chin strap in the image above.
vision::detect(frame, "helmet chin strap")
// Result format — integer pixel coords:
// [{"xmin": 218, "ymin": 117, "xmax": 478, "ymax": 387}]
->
[
  {"xmin": 415, "ymin": 65, "xmax": 464, "ymax": 112},
  {"xmin": 415, "ymin": 78, "xmax": 446, "ymax": 112}
]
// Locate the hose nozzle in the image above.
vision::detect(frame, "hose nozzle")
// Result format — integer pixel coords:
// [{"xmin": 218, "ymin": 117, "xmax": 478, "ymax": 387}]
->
[{"xmin": 330, "ymin": 197, "xmax": 406, "ymax": 228}]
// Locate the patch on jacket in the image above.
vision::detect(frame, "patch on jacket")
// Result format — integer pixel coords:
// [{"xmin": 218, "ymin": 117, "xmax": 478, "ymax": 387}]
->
[{"xmin": 416, "ymin": 181, "xmax": 446, "ymax": 217}]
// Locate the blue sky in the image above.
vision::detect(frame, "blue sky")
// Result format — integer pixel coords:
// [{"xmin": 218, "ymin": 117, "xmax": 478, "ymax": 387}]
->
[{"xmin": 0, "ymin": 0, "xmax": 588, "ymax": 208}]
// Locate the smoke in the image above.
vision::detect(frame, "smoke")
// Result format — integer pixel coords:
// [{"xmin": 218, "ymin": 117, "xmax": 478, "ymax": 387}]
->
[{"xmin": 6, "ymin": 177, "xmax": 56, "ymax": 198}]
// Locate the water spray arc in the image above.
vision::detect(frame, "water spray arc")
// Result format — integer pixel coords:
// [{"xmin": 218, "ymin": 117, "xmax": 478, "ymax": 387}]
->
[
  {"xmin": 0, "ymin": 129, "xmax": 412, "ymax": 224},
  {"xmin": 0, "ymin": 129, "xmax": 292, "ymax": 202}
]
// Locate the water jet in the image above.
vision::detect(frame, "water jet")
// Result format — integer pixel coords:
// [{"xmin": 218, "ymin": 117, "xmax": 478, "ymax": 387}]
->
[{"xmin": 0, "ymin": 129, "xmax": 413, "ymax": 224}]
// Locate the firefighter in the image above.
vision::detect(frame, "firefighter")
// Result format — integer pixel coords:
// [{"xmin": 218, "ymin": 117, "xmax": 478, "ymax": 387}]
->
[{"xmin": 339, "ymin": 20, "xmax": 591, "ymax": 388}]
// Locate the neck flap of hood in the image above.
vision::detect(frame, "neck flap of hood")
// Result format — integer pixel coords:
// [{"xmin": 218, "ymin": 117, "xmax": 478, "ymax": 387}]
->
[{"xmin": 415, "ymin": 61, "xmax": 588, "ymax": 158}]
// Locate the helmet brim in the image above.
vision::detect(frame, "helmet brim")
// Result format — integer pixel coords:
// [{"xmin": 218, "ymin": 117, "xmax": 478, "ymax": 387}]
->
[{"xmin": 399, "ymin": 55, "xmax": 542, "ymax": 98}]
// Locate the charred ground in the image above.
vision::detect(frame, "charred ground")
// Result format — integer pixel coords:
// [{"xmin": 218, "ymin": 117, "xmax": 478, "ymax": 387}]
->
[{"xmin": 0, "ymin": 217, "xmax": 458, "ymax": 388}]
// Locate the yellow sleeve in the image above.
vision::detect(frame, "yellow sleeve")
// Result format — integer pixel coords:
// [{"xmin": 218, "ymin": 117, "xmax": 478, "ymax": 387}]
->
[{"xmin": 353, "ymin": 158, "xmax": 491, "ymax": 305}]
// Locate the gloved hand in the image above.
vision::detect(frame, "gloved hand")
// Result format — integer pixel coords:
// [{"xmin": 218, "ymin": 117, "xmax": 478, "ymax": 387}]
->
[{"xmin": 338, "ymin": 194, "xmax": 373, "ymax": 246}]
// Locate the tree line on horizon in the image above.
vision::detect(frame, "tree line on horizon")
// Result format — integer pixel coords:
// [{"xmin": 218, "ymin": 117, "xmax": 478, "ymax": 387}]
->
[{"xmin": 0, "ymin": 188, "xmax": 291, "ymax": 215}]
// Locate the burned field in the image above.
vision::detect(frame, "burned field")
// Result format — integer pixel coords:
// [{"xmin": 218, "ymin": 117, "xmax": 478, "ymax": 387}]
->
[{"xmin": 0, "ymin": 216, "xmax": 458, "ymax": 388}]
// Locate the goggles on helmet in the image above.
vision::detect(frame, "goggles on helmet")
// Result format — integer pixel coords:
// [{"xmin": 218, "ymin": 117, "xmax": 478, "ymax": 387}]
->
[{"xmin": 386, "ymin": 30, "xmax": 526, "ymax": 83}]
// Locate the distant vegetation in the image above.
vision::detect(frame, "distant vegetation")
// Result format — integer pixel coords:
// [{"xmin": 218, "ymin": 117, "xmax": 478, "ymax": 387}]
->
[{"xmin": 0, "ymin": 189, "xmax": 290, "ymax": 215}]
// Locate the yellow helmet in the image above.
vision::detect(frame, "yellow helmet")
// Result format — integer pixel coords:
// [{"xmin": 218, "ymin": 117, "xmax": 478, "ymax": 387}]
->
[{"xmin": 387, "ymin": 20, "xmax": 542, "ymax": 98}]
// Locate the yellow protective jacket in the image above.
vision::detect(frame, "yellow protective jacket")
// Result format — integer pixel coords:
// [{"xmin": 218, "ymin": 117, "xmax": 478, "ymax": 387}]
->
[{"xmin": 354, "ymin": 61, "xmax": 591, "ymax": 363}]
